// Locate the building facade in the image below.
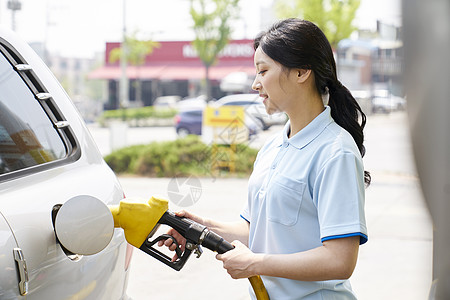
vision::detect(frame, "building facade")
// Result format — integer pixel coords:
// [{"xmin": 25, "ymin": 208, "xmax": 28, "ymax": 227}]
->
[
  {"xmin": 336, "ymin": 21, "xmax": 404, "ymax": 96},
  {"xmin": 89, "ymin": 39, "xmax": 256, "ymax": 109}
]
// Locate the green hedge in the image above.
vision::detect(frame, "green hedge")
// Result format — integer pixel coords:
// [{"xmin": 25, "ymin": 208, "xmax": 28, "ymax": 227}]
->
[
  {"xmin": 99, "ymin": 106, "xmax": 177, "ymax": 123},
  {"xmin": 104, "ymin": 135, "xmax": 258, "ymax": 177}
]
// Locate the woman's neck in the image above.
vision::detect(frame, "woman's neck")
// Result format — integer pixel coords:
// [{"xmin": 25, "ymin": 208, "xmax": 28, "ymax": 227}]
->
[{"xmin": 287, "ymin": 97, "xmax": 324, "ymax": 138}]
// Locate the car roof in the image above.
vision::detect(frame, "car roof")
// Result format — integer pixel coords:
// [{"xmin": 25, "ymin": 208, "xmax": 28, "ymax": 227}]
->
[
  {"xmin": 213, "ymin": 93, "xmax": 260, "ymax": 106},
  {"xmin": 179, "ymin": 108, "xmax": 203, "ymax": 114}
]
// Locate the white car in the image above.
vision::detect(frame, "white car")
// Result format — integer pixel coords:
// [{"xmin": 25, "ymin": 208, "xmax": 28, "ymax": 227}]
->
[
  {"xmin": 371, "ymin": 90, "xmax": 406, "ymax": 113},
  {"xmin": 153, "ymin": 95, "xmax": 181, "ymax": 110},
  {"xmin": 212, "ymin": 94, "xmax": 288, "ymax": 130},
  {"xmin": 0, "ymin": 27, "xmax": 131, "ymax": 299}
]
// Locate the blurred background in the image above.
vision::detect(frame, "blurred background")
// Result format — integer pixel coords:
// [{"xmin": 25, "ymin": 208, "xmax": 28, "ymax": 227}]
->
[{"xmin": 0, "ymin": 0, "xmax": 403, "ymax": 123}]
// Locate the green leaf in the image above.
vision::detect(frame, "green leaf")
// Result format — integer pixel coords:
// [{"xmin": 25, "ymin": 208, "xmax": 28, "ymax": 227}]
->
[{"xmin": 274, "ymin": 0, "xmax": 361, "ymax": 49}]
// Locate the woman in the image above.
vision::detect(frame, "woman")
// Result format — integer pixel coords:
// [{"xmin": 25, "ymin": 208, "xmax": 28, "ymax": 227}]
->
[{"xmin": 161, "ymin": 18, "xmax": 370, "ymax": 299}]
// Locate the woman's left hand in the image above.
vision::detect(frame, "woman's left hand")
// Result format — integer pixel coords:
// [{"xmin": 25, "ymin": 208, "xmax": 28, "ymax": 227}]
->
[{"xmin": 216, "ymin": 240, "xmax": 262, "ymax": 279}]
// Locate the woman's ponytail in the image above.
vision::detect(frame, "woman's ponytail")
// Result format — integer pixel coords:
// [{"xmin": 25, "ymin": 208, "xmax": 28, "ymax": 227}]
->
[{"xmin": 328, "ymin": 80, "xmax": 371, "ymax": 186}]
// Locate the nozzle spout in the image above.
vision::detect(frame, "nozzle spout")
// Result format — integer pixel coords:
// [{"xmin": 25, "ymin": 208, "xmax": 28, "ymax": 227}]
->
[{"xmin": 109, "ymin": 196, "xmax": 168, "ymax": 248}]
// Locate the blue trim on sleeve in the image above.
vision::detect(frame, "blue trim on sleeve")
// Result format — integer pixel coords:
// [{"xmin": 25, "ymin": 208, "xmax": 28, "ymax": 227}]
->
[
  {"xmin": 240, "ymin": 214, "xmax": 250, "ymax": 223},
  {"xmin": 321, "ymin": 232, "xmax": 368, "ymax": 245}
]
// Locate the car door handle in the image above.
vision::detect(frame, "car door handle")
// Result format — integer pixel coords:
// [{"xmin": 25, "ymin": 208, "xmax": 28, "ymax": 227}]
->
[{"xmin": 13, "ymin": 248, "xmax": 29, "ymax": 296}]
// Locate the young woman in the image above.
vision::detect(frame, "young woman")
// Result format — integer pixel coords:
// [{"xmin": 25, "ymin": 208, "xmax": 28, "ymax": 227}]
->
[{"xmin": 161, "ymin": 18, "xmax": 370, "ymax": 299}]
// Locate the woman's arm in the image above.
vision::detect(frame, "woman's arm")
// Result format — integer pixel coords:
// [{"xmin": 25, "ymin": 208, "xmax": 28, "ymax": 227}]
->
[{"xmin": 216, "ymin": 236, "xmax": 360, "ymax": 281}]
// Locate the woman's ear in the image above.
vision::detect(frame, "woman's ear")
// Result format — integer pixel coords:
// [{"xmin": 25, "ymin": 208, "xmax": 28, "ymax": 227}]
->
[{"xmin": 297, "ymin": 69, "xmax": 312, "ymax": 83}]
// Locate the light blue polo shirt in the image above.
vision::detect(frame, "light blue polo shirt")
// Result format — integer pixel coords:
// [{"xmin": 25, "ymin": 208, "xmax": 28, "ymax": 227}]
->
[{"xmin": 241, "ymin": 106, "xmax": 367, "ymax": 300}]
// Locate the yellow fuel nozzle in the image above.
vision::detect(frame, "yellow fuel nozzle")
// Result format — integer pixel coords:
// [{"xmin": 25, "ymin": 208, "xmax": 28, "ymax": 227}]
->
[{"xmin": 108, "ymin": 196, "xmax": 168, "ymax": 248}]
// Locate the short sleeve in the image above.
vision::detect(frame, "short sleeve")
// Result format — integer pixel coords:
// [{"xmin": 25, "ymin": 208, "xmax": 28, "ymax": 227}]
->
[
  {"xmin": 240, "ymin": 203, "xmax": 250, "ymax": 223},
  {"xmin": 314, "ymin": 152, "xmax": 368, "ymax": 245}
]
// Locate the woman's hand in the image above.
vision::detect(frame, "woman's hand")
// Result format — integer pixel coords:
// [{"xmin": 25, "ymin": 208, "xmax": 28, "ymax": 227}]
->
[
  {"xmin": 157, "ymin": 210, "xmax": 206, "ymax": 261},
  {"xmin": 215, "ymin": 240, "xmax": 262, "ymax": 279}
]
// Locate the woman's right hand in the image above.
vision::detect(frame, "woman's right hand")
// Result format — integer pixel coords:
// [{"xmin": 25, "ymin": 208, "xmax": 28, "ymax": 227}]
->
[{"xmin": 157, "ymin": 210, "xmax": 207, "ymax": 261}]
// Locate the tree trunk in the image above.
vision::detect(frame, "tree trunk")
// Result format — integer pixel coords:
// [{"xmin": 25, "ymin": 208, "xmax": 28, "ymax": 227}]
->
[
  {"xmin": 136, "ymin": 80, "xmax": 142, "ymax": 107},
  {"xmin": 205, "ymin": 65, "xmax": 212, "ymax": 100},
  {"xmin": 136, "ymin": 66, "xmax": 143, "ymax": 107}
]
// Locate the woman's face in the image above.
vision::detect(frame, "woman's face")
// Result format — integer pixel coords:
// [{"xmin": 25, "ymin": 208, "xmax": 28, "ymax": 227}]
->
[{"xmin": 252, "ymin": 46, "xmax": 298, "ymax": 115}]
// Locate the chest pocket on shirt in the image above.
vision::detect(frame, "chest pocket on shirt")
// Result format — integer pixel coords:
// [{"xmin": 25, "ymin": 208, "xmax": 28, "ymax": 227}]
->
[{"xmin": 266, "ymin": 173, "xmax": 306, "ymax": 226}]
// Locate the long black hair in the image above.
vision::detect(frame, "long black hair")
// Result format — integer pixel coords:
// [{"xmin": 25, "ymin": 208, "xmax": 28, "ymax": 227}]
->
[{"xmin": 254, "ymin": 18, "xmax": 371, "ymax": 186}]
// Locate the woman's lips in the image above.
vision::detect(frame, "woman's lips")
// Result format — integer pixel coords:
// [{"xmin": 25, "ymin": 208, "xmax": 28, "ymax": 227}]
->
[{"xmin": 259, "ymin": 94, "xmax": 268, "ymax": 103}]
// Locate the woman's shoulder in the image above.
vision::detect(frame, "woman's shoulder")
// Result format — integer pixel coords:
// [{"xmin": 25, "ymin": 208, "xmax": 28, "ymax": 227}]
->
[{"xmin": 320, "ymin": 121, "xmax": 361, "ymax": 158}]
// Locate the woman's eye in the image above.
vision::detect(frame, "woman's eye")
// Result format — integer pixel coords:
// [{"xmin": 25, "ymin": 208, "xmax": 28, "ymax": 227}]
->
[{"xmin": 258, "ymin": 70, "xmax": 267, "ymax": 75}]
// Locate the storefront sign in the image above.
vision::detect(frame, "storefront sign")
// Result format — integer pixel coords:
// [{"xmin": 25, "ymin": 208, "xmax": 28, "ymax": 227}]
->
[{"xmin": 105, "ymin": 39, "xmax": 254, "ymax": 65}]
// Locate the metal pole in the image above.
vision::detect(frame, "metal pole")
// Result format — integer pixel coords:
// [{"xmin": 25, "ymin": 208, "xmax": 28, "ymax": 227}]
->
[
  {"xmin": 110, "ymin": 0, "xmax": 129, "ymax": 151},
  {"xmin": 11, "ymin": 11, "xmax": 15, "ymax": 31},
  {"xmin": 43, "ymin": 0, "xmax": 50, "ymax": 65},
  {"xmin": 7, "ymin": 0, "xmax": 22, "ymax": 31},
  {"xmin": 119, "ymin": 0, "xmax": 128, "ymax": 110}
]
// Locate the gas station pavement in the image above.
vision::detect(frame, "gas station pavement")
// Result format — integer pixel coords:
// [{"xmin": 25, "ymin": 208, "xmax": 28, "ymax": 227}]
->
[{"xmin": 109, "ymin": 111, "xmax": 432, "ymax": 300}]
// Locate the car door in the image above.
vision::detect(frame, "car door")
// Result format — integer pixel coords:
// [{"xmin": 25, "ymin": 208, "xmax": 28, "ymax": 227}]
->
[{"xmin": 0, "ymin": 29, "xmax": 128, "ymax": 299}]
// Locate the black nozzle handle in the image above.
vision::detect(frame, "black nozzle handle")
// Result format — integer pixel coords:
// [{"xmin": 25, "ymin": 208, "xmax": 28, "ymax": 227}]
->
[
  {"xmin": 202, "ymin": 230, "xmax": 235, "ymax": 254},
  {"xmin": 158, "ymin": 211, "xmax": 192, "ymax": 236},
  {"xmin": 159, "ymin": 211, "xmax": 235, "ymax": 254},
  {"xmin": 158, "ymin": 211, "xmax": 207, "ymax": 244},
  {"xmin": 139, "ymin": 234, "xmax": 192, "ymax": 271}
]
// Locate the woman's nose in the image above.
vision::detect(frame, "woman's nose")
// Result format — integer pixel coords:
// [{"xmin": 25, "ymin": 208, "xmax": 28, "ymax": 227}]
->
[{"xmin": 252, "ymin": 79, "xmax": 261, "ymax": 91}]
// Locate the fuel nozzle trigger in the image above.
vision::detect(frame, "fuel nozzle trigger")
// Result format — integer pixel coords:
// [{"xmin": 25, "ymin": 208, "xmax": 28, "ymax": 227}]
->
[{"xmin": 139, "ymin": 233, "xmax": 194, "ymax": 271}]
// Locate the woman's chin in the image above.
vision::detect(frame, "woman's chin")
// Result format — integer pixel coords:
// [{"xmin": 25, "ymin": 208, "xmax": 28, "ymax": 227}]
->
[
  {"xmin": 262, "ymin": 98, "xmax": 282, "ymax": 115},
  {"xmin": 265, "ymin": 105, "xmax": 281, "ymax": 115}
]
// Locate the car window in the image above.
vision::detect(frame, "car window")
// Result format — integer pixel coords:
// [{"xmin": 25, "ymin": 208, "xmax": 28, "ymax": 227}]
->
[
  {"xmin": 0, "ymin": 46, "xmax": 67, "ymax": 175},
  {"xmin": 185, "ymin": 111, "xmax": 202, "ymax": 117}
]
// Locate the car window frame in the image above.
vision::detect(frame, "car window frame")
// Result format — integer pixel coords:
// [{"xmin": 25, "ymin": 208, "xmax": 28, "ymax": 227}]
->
[{"xmin": 0, "ymin": 37, "xmax": 81, "ymax": 182}]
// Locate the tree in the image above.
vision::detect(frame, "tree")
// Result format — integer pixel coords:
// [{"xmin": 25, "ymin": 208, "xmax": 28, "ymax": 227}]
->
[
  {"xmin": 190, "ymin": 0, "xmax": 240, "ymax": 100},
  {"xmin": 274, "ymin": 0, "xmax": 360, "ymax": 49},
  {"xmin": 109, "ymin": 32, "xmax": 160, "ymax": 106}
]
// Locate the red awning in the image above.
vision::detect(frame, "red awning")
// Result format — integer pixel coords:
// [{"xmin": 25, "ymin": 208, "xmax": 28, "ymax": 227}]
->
[
  {"xmin": 88, "ymin": 64, "xmax": 256, "ymax": 81},
  {"xmin": 88, "ymin": 65, "xmax": 166, "ymax": 80},
  {"xmin": 157, "ymin": 65, "xmax": 205, "ymax": 80}
]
